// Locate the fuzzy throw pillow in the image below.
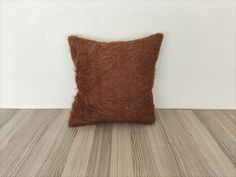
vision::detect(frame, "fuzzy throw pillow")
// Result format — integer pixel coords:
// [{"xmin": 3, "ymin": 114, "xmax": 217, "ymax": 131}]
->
[{"xmin": 68, "ymin": 33, "xmax": 163, "ymax": 126}]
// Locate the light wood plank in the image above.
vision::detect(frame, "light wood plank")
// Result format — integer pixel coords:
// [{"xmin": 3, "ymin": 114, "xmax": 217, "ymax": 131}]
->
[
  {"xmin": 224, "ymin": 110, "xmax": 236, "ymax": 124},
  {"xmin": 194, "ymin": 110, "xmax": 236, "ymax": 167},
  {"xmin": 61, "ymin": 125, "xmax": 96, "ymax": 177},
  {"xmin": 130, "ymin": 123, "xmax": 160, "ymax": 177},
  {"xmin": 34, "ymin": 115, "xmax": 77, "ymax": 177},
  {"xmin": 146, "ymin": 111, "xmax": 182, "ymax": 177},
  {"xmin": 0, "ymin": 110, "xmax": 58, "ymax": 177},
  {"xmin": 13, "ymin": 110, "xmax": 68, "ymax": 177},
  {"xmin": 158, "ymin": 110, "xmax": 236, "ymax": 177},
  {"xmin": 109, "ymin": 124, "xmax": 134, "ymax": 177},
  {"xmin": 85, "ymin": 124, "xmax": 113, "ymax": 177},
  {"xmin": 0, "ymin": 110, "xmax": 34, "ymax": 151},
  {"xmin": 1, "ymin": 109, "xmax": 235, "ymax": 177},
  {"xmin": 0, "ymin": 109, "xmax": 20, "ymax": 128}
]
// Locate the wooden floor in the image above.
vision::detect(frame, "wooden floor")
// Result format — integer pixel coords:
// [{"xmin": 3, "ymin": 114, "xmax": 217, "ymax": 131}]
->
[{"xmin": 0, "ymin": 109, "xmax": 236, "ymax": 177}]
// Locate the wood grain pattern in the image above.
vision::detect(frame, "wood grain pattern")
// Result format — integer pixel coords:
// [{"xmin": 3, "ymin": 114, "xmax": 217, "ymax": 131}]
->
[
  {"xmin": 0, "ymin": 109, "xmax": 236, "ymax": 177},
  {"xmin": 194, "ymin": 110, "xmax": 236, "ymax": 168},
  {"xmin": 0, "ymin": 109, "xmax": 20, "ymax": 129},
  {"xmin": 109, "ymin": 124, "xmax": 134, "ymax": 177}
]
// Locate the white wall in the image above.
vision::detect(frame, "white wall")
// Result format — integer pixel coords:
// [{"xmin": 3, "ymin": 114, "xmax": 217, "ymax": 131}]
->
[{"xmin": 0, "ymin": 1, "xmax": 236, "ymax": 109}]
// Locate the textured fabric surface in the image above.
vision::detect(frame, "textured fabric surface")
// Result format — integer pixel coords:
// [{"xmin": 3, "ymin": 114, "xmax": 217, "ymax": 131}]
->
[{"xmin": 68, "ymin": 33, "xmax": 163, "ymax": 126}]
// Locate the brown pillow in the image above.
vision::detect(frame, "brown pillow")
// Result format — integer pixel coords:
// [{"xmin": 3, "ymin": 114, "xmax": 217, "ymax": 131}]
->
[{"xmin": 68, "ymin": 33, "xmax": 163, "ymax": 126}]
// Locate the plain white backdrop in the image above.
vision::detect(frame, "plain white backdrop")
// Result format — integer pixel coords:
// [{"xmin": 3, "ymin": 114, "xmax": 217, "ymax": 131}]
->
[{"xmin": 0, "ymin": 1, "xmax": 236, "ymax": 109}]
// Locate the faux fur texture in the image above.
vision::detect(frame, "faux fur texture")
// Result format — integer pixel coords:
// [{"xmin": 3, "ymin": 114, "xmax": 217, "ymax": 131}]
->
[{"xmin": 68, "ymin": 33, "xmax": 163, "ymax": 126}]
